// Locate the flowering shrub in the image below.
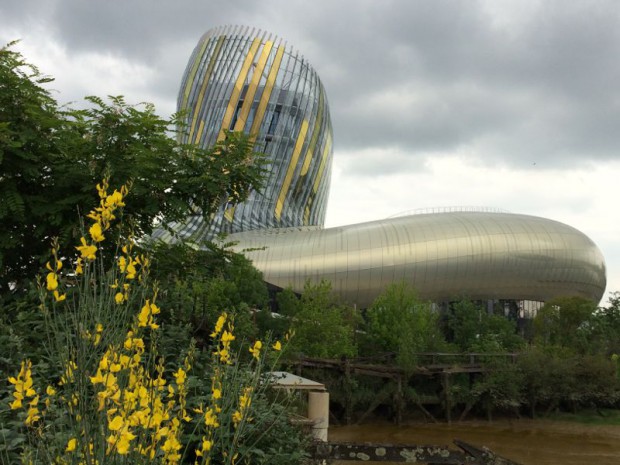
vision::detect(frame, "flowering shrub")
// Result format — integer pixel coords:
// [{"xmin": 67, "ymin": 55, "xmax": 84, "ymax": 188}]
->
[{"xmin": 3, "ymin": 178, "xmax": 308, "ymax": 465}]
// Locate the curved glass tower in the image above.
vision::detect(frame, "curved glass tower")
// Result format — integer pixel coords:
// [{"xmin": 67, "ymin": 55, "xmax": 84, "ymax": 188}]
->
[{"xmin": 171, "ymin": 25, "xmax": 333, "ymax": 240}]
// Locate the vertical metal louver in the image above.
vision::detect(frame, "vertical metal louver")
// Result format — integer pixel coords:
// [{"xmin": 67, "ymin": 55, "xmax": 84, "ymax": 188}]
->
[{"xmin": 160, "ymin": 25, "xmax": 334, "ymax": 243}]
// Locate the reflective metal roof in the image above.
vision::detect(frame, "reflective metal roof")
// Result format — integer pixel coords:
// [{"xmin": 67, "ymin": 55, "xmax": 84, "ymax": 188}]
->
[{"xmin": 229, "ymin": 211, "xmax": 606, "ymax": 307}]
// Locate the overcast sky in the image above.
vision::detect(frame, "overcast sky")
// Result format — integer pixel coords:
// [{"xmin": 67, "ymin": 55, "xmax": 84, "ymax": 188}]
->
[{"xmin": 2, "ymin": 0, "xmax": 619, "ymax": 304}]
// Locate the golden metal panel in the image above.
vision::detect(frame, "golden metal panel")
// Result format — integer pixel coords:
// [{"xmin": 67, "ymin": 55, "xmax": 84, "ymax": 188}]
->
[
  {"xmin": 181, "ymin": 36, "xmax": 211, "ymax": 111},
  {"xmin": 299, "ymin": 93, "xmax": 325, "ymax": 176},
  {"xmin": 195, "ymin": 120, "xmax": 205, "ymax": 145},
  {"xmin": 218, "ymin": 37, "xmax": 261, "ymax": 141},
  {"xmin": 299, "ymin": 148, "xmax": 314, "ymax": 177},
  {"xmin": 188, "ymin": 36, "xmax": 225, "ymax": 143},
  {"xmin": 250, "ymin": 45, "xmax": 285, "ymax": 138},
  {"xmin": 312, "ymin": 134, "xmax": 332, "ymax": 194},
  {"xmin": 224, "ymin": 206, "xmax": 235, "ymax": 222},
  {"xmin": 233, "ymin": 40, "xmax": 274, "ymax": 132},
  {"xmin": 275, "ymin": 119, "xmax": 309, "ymax": 220}
]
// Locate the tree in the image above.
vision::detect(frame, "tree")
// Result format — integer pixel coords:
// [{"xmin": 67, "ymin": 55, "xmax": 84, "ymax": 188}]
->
[
  {"xmin": 275, "ymin": 287, "xmax": 301, "ymax": 318},
  {"xmin": 533, "ymin": 296, "xmax": 597, "ymax": 353},
  {"xmin": 363, "ymin": 282, "xmax": 446, "ymax": 368},
  {"xmin": 0, "ymin": 44, "xmax": 266, "ymax": 298},
  {"xmin": 447, "ymin": 299, "xmax": 524, "ymax": 353},
  {"xmin": 286, "ymin": 280, "xmax": 358, "ymax": 358},
  {"xmin": 145, "ymin": 241, "xmax": 270, "ymax": 350},
  {"xmin": 589, "ymin": 291, "xmax": 620, "ymax": 355}
]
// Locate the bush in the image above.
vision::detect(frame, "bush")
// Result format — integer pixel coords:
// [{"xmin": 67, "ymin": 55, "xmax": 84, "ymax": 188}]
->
[{"xmin": 1, "ymin": 178, "xmax": 308, "ymax": 465}]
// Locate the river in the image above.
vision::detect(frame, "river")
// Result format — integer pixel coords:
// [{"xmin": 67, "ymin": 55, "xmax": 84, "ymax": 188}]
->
[{"xmin": 328, "ymin": 419, "xmax": 620, "ymax": 464}]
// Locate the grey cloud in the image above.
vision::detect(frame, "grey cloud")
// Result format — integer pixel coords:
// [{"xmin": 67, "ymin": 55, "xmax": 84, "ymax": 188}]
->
[
  {"xmin": 3, "ymin": 0, "xmax": 620, "ymax": 170},
  {"xmin": 317, "ymin": 1, "xmax": 620, "ymax": 168}
]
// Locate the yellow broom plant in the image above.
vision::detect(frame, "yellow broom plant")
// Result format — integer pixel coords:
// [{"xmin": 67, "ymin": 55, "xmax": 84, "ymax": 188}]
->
[{"xmin": 6, "ymin": 177, "xmax": 302, "ymax": 465}]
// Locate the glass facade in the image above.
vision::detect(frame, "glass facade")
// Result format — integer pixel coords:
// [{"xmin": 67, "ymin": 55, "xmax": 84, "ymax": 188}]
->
[{"xmin": 158, "ymin": 25, "xmax": 333, "ymax": 241}]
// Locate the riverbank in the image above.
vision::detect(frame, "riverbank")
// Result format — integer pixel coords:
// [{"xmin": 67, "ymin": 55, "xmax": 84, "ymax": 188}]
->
[{"xmin": 328, "ymin": 418, "xmax": 620, "ymax": 465}]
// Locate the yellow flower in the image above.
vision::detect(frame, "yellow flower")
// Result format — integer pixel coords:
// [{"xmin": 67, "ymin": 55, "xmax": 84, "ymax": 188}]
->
[
  {"xmin": 89, "ymin": 221, "xmax": 105, "ymax": 242},
  {"xmin": 204, "ymin": 408, "xmax": 219, "ymax": 427},
  {"xmin": 75, "ymin": 257, "xmax": 84, "ymax": 275},
  {"xmin": 66, "ymin": 438, "xmax": 77, "ymax": 452},
  {"xmin": 105, "ymin": 189, "xmax": 125, "ymax": 208},
  {"xmin": 9, "ymin": 397, "xmax": 22, "ymax": 409},
  {"xmin": 174, "ymin": 368, "xmax": 186, "ymax": 385},
  {"xmin": 132, "ymin": 337, "xmax": 145, "ymax": 351},
  {"xmin": 114, "ymin": 292, "xmax": 125, "ymax": 304},
  {"xmin": 161, "ymin": 434, "xmax": 182, "ymax": 459},
  {"xmin": 96, "ymin": 180, "xmax": 108, "ymax": 199},
  {"xmin": 46, "ymin": 385, "xmax": 56, "ymax": 396},
  {"xmin": 239, "ymin": 387, "xmax": 252, "ymax": 409},
  {"xmin": 125, "ymin": 261, "xmax": 136, "ymax": 279},
  {"xmin": 8, "ymin": 360, "xmax": 37, "ymax": 411},
  {"xmin": 232, "ymin": 410, "xmax": 243, "ymax": 425},
  {"xmin": 53, "ymin": 290, "xmax": 66, "ymax": 302},
  {"xmin": 212, "ymin": 388, "xmax": 222, "ymax": 400},
  {"xmin": 272, "ymin": 340, "xmax": 282, "ymax": 351},
  {"xmin": 221, "ymin": 330, "xmax": 235, "ymax": 344},
  {"xmin": 138, "ymin": 299, "xmax": 160, "ymax": 329},
  {"xmin": 115, "ymin": 430, "xmax": 136, "ymax": 455},
  {"xmin": 25, "ymin": 404, "xmax": 40, "ymax": 426},
  {"xmin": 46, "ymin": 260, "xmax": 62, "ymax": 272},
  {"xmin": 249, "ymin": 340, "xmax": 262, "ymax": 360},
  {"xmin": 46, "ymin": 272, "xmax": 58, "ymax": 291},
  {"xmin": 108, "ymin": 415, "xmax": 124, "ymax": 431},
  {"xmin": 118, "ymin": 256, "xmax": 137, "ymax": 279},
  {"xmin": 76, "ymin": 237, "xmax": 97, "ymax": 260},
  {"xmin": 210, "ymin": 313, "xmax": 227, "ymax": 338},
  {"xmin": 217, "ymin": 348, "xmax": 230, "ymax": 364}
]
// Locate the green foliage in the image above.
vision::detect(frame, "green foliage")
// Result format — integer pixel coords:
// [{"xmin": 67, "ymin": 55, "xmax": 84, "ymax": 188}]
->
[
  {"xmin": 285, "ymin": 280, "xmax": 359, "ymax": 358},
  {"xmin": 146, "ymin": 241, "xmax": 270, "ymax": 349},
  {"xmin": 533, "ymin": 296, "xmax": 597, "ymax": 353},
  {"xmin": 470, "ymin": 361, "xmax": 524, "ymax": 421},
  {"xmin": 588, "ymin": 292, "xmax": 620, "ymax": 355},
  {"xmin": 517, "ymin": 348, "xmax": 620, "ymax": 417},
  {"xmin": 0, "ymin": 44, "xmax": 266, "ymax": 298},
  {"xmin": 448, "ymin": 299, "xmax": 524, "ymax": 352},
  {"xmin": 363, "ymin": 282, "xmax": 446, "ymax": 368},
  {"xmin": 1, "ymin": 178, "xmax": 307, "ymax": 465},
  {"xmin": 275, "ymin": 287, "xmax": 301, "ymax": 318}
]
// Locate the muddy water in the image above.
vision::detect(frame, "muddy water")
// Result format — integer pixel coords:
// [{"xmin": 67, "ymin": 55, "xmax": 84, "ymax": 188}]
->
[{"xmin": 328, "ymin": 420, "xmax": 620, "ymax": 465}]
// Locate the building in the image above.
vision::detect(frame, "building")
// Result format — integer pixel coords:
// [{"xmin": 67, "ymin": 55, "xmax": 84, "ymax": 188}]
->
[
  {"xmin": 157, "ymin": 25, "xmax": 606, "ymax": 309},
  {"xmin": 155, "ymin": 25, "xmax": 333, "ymax": 241}
]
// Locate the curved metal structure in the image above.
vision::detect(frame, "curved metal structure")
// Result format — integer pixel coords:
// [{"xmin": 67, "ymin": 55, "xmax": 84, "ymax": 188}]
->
[
  {"xmin": 228, "ymin": 212, "xmax": 606, "ymax": 308},
  {"xmin": 160, "ymin": 26, "xmax": 607, "ymax": 307},
  {"xmin": 157, "ymin": 25, "xmax": 333, "ymax": 243}
]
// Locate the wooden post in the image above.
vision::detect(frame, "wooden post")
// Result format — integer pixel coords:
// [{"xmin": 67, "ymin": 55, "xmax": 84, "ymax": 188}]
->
[
  {"xmin": 394, "ymin": 375, "xmax": 403, "ymax": 425},
  {"xmin": 344, "ymin": 357, "xmax": 352, "ymax": 425},
  {"xmin": 441, "ymin": 372, "xmax": 452, "ymax": 424}
]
